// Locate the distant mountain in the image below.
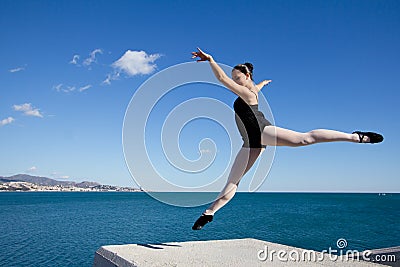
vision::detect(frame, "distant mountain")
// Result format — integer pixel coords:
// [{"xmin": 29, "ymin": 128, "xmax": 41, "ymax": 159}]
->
[
  {"xmin": 75, "ymin": 181, "xmax": 101, "ymax": 188},
  {"xmin": 0, "ymin": 174, "xmax": 101, "ymax": 188}
]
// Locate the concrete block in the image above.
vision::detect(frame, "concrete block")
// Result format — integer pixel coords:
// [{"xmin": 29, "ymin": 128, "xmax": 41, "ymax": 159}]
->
[{"xmin": 93, "ymin": 238, "xmax": 388, "ymax": 267}]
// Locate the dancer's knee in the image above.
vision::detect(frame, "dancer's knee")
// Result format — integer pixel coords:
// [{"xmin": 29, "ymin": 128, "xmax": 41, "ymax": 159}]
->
[
  {"xmin": 220, "ymin": 184, "xmax": 237, "ymax": 201},
  {"xmin": 302, "ymin": 131, "xmax": 317, "ymax": 145},
  {"xmin": 220, "ymin": 193, "xmax": 232, "ymax": 202},
  {"xmin": 218, "ymin": 192, "xmax": 234, "ymax": 203},
  {"xmin": 294, "ymin": 132, "xmax": 315, "ymax": 146}
]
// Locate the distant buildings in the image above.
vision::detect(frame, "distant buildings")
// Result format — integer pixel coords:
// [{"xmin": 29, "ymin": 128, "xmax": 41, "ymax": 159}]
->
[{"xmin": 0, "ymin": 181, "xmax": 142, "ymax": 192}]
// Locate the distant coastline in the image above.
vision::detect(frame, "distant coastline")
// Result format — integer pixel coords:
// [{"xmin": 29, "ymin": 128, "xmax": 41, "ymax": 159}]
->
[
  {"xmin": 0, "ymin": 174, "xmax": 142, "ymax": 192},
  {"xmin": 1, "ymin": 175, "xmax": 396, "ymax": 194}
]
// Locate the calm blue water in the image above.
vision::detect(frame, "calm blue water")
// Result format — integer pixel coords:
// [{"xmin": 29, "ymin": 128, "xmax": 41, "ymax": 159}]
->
[{"xmin": 0, "ymin": 192, "xmax": 398, "ymax": 266}]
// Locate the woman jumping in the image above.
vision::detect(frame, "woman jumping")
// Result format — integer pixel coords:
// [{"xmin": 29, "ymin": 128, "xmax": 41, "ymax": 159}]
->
[{"xmin": 190, "ymin": 47, "xmax": 384, "ymax": 230}]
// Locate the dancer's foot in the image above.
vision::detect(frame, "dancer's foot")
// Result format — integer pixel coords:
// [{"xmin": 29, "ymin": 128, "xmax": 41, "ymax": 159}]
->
[
  {"xmin": 352, "ymin": 131, "xmax": 384, "ymax": 144},
  {"xmin": 192, "ymin": 214, "xmax": 213, "ymax": 230}
]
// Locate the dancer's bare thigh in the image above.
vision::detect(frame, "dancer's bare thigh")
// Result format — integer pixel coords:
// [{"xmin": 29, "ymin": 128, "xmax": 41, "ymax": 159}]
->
[
  {"xmin": 261, "ymin": 126, "xmax": 305, "ymax": 147},
  {"xmin": 227, "ymin": 147, "xmax": 264, "ymax": 186}
]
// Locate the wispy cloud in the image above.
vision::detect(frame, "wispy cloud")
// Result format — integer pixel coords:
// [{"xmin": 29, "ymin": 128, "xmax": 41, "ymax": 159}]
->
[
  {"xmin": 112, "ymin": 50, "xmax": 161, "ymax": 76},
  {"xmin": 102, "ymin": 72, "xmax": 120, "ymax": 85},
  {"xmin": 102, "ymin": 74, "xmax": 112, "ymax": 85},
  {"xmin": 54, "ymin": 84, "xmax": 70, "ymax": 93},
  {"xmin": 79, "ymin": 84, "xmax": 92, "ymax": 92},
  {"xmin": 69, "ymin": 54, "xmax": 80, "ymax": 65},
  {"xmin": 83, "ymin": 49, "xmax": 103, "ymax": 67},
  {"xmin": 0, "ymin": 117, "xmax": 14, "ymax": 126},
  {"xmin": 9, "ymin": 66, "xmax": 25, "ymax": 73},
  {"xmin": 13, "ymin": 103, "xmax": 43, "ymax": 118},
  {"xmin": 27, "ymin": 166, "xmax": 37, "ymax": 173},
  {"xmin": 54, "ymin": 84, "xmax": 63, "ymax": 92},
  {"xmin": 53, "ymin": 83, "xmax": 76, "ymax": 93},
  {"xmin": 54, "ymin": 83, "xmax": 91, "ymax": 93}
]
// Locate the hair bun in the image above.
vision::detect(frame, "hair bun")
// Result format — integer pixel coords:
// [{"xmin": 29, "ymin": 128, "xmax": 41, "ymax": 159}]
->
[{"xmin": 244, "ymin": 62, "xmax": 253, "ymax": 73}]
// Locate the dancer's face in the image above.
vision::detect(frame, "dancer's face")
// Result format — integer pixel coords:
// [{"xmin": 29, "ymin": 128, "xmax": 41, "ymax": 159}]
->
[{"xmin": 231, "ymin": 69, "xmax": 249, "ymax": 86}]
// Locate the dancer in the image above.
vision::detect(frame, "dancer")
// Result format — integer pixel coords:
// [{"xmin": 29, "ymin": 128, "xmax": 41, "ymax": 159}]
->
[{"xmin": 191, "ymin": 48, "xmax": 383, "ymax": 230}]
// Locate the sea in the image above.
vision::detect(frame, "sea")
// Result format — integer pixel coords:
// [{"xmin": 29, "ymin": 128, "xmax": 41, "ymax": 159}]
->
[{"xmin": 0, "ymin": 192, "xmax": 398, "ymax": 267}]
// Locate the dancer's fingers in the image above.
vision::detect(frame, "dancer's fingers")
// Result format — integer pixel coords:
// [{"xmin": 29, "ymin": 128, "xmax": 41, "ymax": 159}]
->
[
  {"xmin": 191, "ymin": 51, "xmax": 200, "ymax": 60},
  {"xmin": 197, "ymin": 47, "xmax": 207, "ymax": 56},
  {"xmin": 192, "ymin": 48, "xmax": 210, "ymax": 62}
]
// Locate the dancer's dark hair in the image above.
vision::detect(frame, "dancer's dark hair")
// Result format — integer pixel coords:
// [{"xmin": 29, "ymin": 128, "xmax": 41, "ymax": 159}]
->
[{"xmin": 233, "ymin": 63, "xmax": 253, "ymax": 80}]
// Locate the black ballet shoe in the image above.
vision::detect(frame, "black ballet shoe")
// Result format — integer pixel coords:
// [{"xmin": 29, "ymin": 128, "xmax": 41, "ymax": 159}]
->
[
  {"xmin": 192, "ymin": 214, "xmax": 213, "ymax": 230},
  {"xmin": 352, "ymin": 131, "xmax": 384, "ymax": 144}
]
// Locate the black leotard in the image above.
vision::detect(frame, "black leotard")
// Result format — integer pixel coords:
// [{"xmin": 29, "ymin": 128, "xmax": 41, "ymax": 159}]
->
[{"xmin": 234, "ymin": 96, "xmax": 272, "ymax": 148}]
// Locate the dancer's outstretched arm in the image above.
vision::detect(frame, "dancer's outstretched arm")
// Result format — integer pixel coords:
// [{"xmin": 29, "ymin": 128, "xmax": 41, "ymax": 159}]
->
[
  {"xmin": 256, "ymin": 79, "xmax": 272, "ymax": 92},
  {"xmin": 191, "ymin": 47, "xmax": 250, "ymax": 99}
]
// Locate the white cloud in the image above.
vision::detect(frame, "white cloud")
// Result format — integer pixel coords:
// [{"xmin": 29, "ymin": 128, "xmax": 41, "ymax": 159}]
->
[
  {"xmin": 59, "ymin": 175, "xmax": 70, "ymax": 179},
  {"xmin": 0, "ymin": 117, "xmax": 14, "ymax": 126},
  {"xmin": 83, "ymin": 49, "xmax": 103, "ymax": 66},
  {"xmin": 79, "ymin": 84, "xmax": 92, "ymax": 92},
  {"xmin": 69, "ymin": 54, "xmax": 80, "ymax": 65},
  {"xmin": 54, "ymin": 84, "xmax": 63, "ymax": 92},
  {"xmin": 9, "ymin": 66, "xmax": 25, "ymax": 73},
  {"xmin": 54, "ymin": 84, "xmax": 76, "ymax": 93},
  {"xmin": 102, "ymin": 72, "xmax": 120, "ymax": 85},
  {"xmin": 64, "ymin": 85, "xmax": 76, "ymax": 92},
  {"xmin": 54, "ymin": 83, "xmax": 91, "ymax": 93},
  {"xmin": 27, "ymin": 166, "xmax": 37, "ymax": 173},
  {"xmin": 13, "ymin": 103, "xmax": 43, "ymax": 118},
  {"xmin": 102, "ymin": 74, "xmax": 112, "ymax": 85},
  {"xmin": 112, "ymin": 50, "xmax": 161, "ymax": 76}
]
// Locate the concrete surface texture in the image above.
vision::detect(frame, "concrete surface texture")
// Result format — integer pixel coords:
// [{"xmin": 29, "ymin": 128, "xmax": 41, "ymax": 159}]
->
[{"xmin": 93, "ymin": 238, "xmax": 389, "ymax": 267}]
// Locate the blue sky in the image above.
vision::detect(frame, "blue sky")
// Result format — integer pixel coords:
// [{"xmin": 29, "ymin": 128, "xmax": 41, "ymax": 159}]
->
[{"xmin": 0, "ymin": 0, "xmax": 399, "ymax": 192}]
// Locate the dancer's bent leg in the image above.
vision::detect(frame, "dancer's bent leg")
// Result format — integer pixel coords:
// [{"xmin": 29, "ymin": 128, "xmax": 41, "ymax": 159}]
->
[{"xmin": 203, "ymin": 147, "xmax": 263, "ymax": 215}]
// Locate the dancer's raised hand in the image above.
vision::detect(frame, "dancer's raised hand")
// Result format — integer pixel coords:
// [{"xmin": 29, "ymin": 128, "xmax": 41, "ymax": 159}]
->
[
  {"xmin": 191, "ymin": 47, "xmax": 212, "ymax": 62},
  {"xmin": 262, "ymin": 80, "xmax": 272, "ymax": 86},
  {"xmin": 256, "ymin": 79, "xmax": 272, "ymax": 91}
]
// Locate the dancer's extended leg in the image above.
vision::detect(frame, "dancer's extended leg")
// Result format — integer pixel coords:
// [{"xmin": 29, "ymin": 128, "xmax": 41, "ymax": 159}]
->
[
  {"xmin": 261, "ymin": 126, "xmax": 362, "ymax": 147},
  {"xmin": 203, "ymin": 147, "xmax": 263, "ymax": 215}
]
